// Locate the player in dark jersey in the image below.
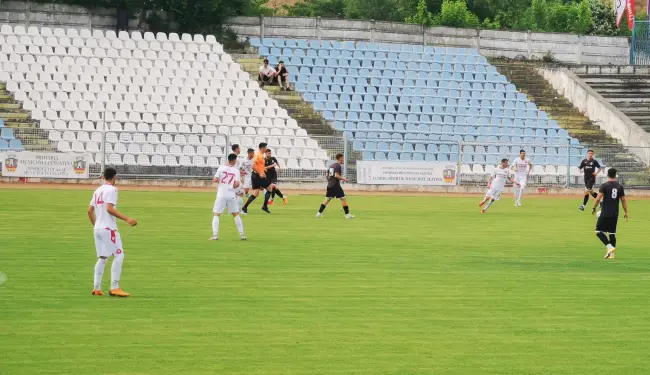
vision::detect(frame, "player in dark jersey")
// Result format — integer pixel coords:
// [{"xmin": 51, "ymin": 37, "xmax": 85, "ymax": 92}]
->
[
  {"xmin": 578, "ymin": 149, "xmax": 603, "ymax": 211},
  {"xmin": 592, "ymin": 168, "xmax": 629, "ymax": 259},
  {"xmin": 265, "ymin": 148, "xmax": 287, "ymax": 205},
  {"xmin": 316, "ymin": 153, "xmax": 354, "ymax": 219}
]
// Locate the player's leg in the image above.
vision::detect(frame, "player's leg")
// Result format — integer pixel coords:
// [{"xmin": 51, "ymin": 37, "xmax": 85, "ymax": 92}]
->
[
  {"xmin": 341, "ymin": 194, "xmax": 354, "ymax": 218},
  {"xmin": 513, "ymin": 177, "xmax": 520, "ymax": 205},
  {"xmin": 227, "ymin": 199, "xmax": 246, "ymax": 240},
  {"xmin": 108, "ymin": 231, "xmax": 129, "ymax": 297},
  {"xmin": 482, "ymin": 190, "xmax": 500, "ymax": 213},
  {"xmin": 517, "ymin": 178, "xmax": 527, "ymax": 205},
  {"xmin": 479, "ymin": 190, "xmax": 490, "ymax": 207},
  {"xmin": 261, "ymin": 183, "xmax": 274, "ymax": 213},
  {"xmin": 92, "ymin": 229, "xmax": 109, "ymax": 295},
  {"xmin": 317, "ymin": 196, "xmax": 333, "ymax": 217},
  {"xmin": 595, "ymin": 217, "xmax": 616, "ymax": 259},
  {"xmin": 241, "ymin": 181, "xmax": 260, "ymax": 212}
]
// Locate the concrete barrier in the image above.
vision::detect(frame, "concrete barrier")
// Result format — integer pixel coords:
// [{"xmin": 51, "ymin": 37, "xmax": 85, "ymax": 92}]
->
[{"xmin": 539, "ymin": 67, "xmax": 650, "ymax": 166}]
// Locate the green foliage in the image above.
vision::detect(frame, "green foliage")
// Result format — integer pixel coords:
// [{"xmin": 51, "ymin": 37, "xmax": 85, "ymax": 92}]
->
[
  {"xmin": 404, "ymin": 0, "xmax": 436, "ymax": 26},
  {"xmin": 283, "ymin": 0, "xmax": 346, "ymax": 18},
  {"xmin": 437, "ymin": 0, "xmax": 480, "ymax": 28}
]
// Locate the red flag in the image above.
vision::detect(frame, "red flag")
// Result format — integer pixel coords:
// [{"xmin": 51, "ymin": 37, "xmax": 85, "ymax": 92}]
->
[{"xmin": 626, "ymin": 0, "xmax": 635, "ymax": 30}]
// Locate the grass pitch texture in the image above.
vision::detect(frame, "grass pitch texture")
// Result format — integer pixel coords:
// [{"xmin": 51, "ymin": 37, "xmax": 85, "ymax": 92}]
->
[{"xmin": 1, "ymin": 190, "xmax": 650, "ymax": 374}]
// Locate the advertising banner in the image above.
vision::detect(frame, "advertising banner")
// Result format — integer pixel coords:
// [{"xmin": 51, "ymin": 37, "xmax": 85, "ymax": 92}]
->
[
  {"xmin": 1, "ymin": 152, "xmax": 90, "ymax": 179},
  {"xmin": 357, "ymin": 161, "xmax": 457, "ymax": 186}
]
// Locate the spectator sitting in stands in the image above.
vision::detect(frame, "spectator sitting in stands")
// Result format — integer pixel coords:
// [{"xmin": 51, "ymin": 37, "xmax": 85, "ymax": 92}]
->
[
  {"xmin": 258, "ymin": 59, "xmax": 277, "ymax": 87},
  {"xmin": 275, "ymin": 61, "xmax": 291, "ymax": 91}
]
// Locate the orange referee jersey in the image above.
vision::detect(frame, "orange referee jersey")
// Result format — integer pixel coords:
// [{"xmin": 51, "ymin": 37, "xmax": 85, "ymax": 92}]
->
[{"xmin": 252, "ymin": 152, "xmax": 266, "ymax": 175}]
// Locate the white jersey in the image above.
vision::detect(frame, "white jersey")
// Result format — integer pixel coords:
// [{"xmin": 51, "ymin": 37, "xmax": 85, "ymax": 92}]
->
[
  {"xmin": 490, "ymin": 166, "xmax": 511, "ymax": 191},
  {"xmin": 512, "ymin": 158, "xmax": 531, "ymax": 176},
  {"xmin": 240, "ymin": 158, "xmax": 253, "ymax": 178},
  {"xmin": 215, "ymin": 165, "xmax": 241, "ymax": 199},
  {"xmin": 90, "ymin": 184, "xmax": 118, "ymax": 230}
]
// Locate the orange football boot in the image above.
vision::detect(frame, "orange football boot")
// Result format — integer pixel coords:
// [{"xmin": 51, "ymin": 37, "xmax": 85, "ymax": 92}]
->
[
  {"xmin": 91, "ymin": 289, "xmax": 104, "ymax": 296},
  {"xmin": 109, "ymin": 288, "xmax": 131, "ymax": 297}
]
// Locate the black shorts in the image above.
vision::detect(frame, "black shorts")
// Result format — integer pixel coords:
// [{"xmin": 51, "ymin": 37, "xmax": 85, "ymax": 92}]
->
[
  {"xmin": 596, "ymin": 215, "xmax": 618, "ymax": 234},
  {"xmin": 267, "ymin": 172, "xmax": 278, "ymax": 184},
  {"xmin": 584, "ymin": 178, "xmax": 596, "ymax": 190},
  {"xmin": 326, "ymin": 185, "xmax": 345, "ymax": 199},
  {"xmin": 252, "ymin": 173, "xmax": 270, "ymax": 190}
]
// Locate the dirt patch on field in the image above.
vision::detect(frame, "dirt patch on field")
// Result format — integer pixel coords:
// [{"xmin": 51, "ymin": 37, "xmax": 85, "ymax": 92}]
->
[{"xmin": 3, "ymin": 181, "xmax": 650, "ymax": 200}]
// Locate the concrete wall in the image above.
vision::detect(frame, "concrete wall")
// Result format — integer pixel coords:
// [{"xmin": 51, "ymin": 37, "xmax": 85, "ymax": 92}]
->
[
  {"xmin": 228, "ymin": 16, "xmax": 630, "ymax": 65},
  {"xmin": 0, "ymin": 1, "xmax": 139, "ymax": 31},
  {"xmin": 539, "ymin": 67, "xmax": 650, "ymax": 165}
]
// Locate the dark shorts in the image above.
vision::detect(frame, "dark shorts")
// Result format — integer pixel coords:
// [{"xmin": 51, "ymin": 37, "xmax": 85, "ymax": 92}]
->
[
  {"xmin": 596, "ymin": 215, "xmax": 618, "ymax": 234},
  {"xmin": 267, "ymin": 172, "xmax": 278, "ymax": 184},
  {"xmin": 584, "ymin": 178, "xmax": 596, "ymax": 190},
  {"xmin": 326, "ymin": 185, "xmax": 345, "ymax": 199},
  {"xmin": 252, "ymin": 173, "xmax": 271, "ymax": 190}
]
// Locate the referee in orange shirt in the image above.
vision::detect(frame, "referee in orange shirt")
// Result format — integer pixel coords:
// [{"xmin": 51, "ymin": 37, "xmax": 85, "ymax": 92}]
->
[{"xmin": 241, "ymin": 142, "xmax": 276, "ymax": 214}]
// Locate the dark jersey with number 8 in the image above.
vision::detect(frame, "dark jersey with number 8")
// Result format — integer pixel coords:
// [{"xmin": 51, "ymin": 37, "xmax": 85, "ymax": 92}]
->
[
  {"xmin": 599, "ymin": 181, "xmax": 625, "ymax": 217},
  {"xmin": 327, "ymin": 163, "xmax": 342, "ymax": 188}
]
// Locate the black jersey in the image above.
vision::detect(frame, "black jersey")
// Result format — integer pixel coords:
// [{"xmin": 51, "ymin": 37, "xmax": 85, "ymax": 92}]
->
[
  {"xmin": 327, "ymin": 163, "xmax": 342, "ymax": 188},
  {"xmin": 265, "ymin": 156, "xmax": 278, "ymax": 175},
  {"xmin": 599, "ymin": 181, "xmax": 625, "ymax": 217},
  {"xmin": 579, "ymin": 158, "xmax": 601, "ymax": 178}
]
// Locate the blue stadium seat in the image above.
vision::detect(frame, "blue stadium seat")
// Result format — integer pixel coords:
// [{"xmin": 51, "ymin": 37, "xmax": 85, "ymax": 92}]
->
[
  {"xmin": 0, "ymin": 138, "xmax": 8, "ymax": 151},
  {"xmin": 1, "ymin": 128, "xmax": 15, "ymax": 140}
]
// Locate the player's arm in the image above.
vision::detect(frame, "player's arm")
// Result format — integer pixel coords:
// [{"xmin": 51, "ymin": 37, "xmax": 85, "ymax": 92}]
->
[
  {"xmin": 527, "ymin": 161, "xmax": 533, "ymax": 176},
  {"xmin": 88, "ymin": 205, "xmax": 96, "ymax": 226},
  {"xmin": 487, "ymin": 175, "xmax": 493, "ymax": 188},
  {"xmin": 593, "ymin": 161, "xmax": 602, "ymax": 176},
  {"xmin": 334, "ymin": 168, "xmax": 348, "ymax": 183},
  {"xmin": 507, "ymin": 176, "xmax": 520, "ymax": 186},
  {"xmin": 592, "ymin": 193, "xmax": 604, "ymax": 214},
  {"xmin": 274, "ymin": 158, "xmax": 280, "ymax": 171},
  {"xmin": 107, "ymin": 203, "xmax": 137, "ymax": 226},
  {"xmin": 621, "ymin": 196, "xmax": 629, "ymax": 221}
]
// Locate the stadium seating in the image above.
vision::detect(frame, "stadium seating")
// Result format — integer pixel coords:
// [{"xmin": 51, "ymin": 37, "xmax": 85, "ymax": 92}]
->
[
  {"xmin": 0, "ymin": 25, "xmax": 329, "ymax": 171},
  {"xmin": 249, "ymin": 38, "xmax": 589, "ymax": 181}
]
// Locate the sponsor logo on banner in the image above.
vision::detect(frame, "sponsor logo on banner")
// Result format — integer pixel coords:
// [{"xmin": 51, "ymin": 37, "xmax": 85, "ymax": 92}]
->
[
  {"xmin": 5, "ymin": 154, "xmax": 18, "ymax": 172},
  {"xmin": 356, "ymin": 161, "xmax": 457, "ymax": 186},
  {"xmin": 1, "ymin": 152, "xmax": 90, "ymax": 179}
]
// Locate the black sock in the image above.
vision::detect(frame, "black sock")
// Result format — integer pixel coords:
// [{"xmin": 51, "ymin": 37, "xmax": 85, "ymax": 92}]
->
[
  {"xmin": 609, "ymin": 234, "xmax": 616, "ymax": 247},
  {"xmin": 583, "ymin": 194, "xmax": 589, "ymax": 206},
  {"xmin": 262, "ymin": 191, "xmax": 271, "ymax": 209},
  {"xmin": 243, "ymin": 195, "xmax": 256, "ymax": 209},
  {"xmin": 591, "ymin": 192, "xmax": 598, "ymax": 198},
  {"xmin": 596, "ymin": 232, "xmax": 610, "ymax": 246},
  {"xmin": 273, "ymin": 188, "xmax": 284, "ymax": 199},
  {"xmin": 343, "ymin": 205, "xmax": 350, "ymax": 214},
  {"xmin": 319, "ymin": 204, "xmax": 326, "ymax": 213},
  {"xmin": 271, "ymin": 191, "xmax": 276, "ymax": 199}
]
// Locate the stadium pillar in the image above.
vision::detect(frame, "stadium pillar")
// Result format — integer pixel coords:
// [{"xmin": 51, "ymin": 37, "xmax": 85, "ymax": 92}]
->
[
  {"xmin": 370, "ymin": 20, "xmax": 375, "ymax": 43},
  {"xmin": 316, "ymin": 17, "xmax": 322, "ymax": 40},
  {"xmin": 260, "ymin": 15, "xmax": 265, "ymax": 41},
  {"xmin": 343, "ymin": 135, "xmax": 349, "ymax": 178}
]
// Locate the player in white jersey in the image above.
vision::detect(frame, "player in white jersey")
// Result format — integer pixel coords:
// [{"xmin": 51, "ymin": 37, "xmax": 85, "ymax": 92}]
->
[
  {"xmin": 511, "ymin": 149, "xmax": 533, "ymax": 207},
  {"xmin": 87, "ymin": 167, "xmax": 137, "ymax": 297},
  {"xmin": 241, "ymin": 148, "xmax": 254, "ymax": 195},
  {"xmin": 211, "ymin": 153, "xmax": 247, "ymax": 241},
  {"xmin": 231, "ymin": 144, "xmax": 247, "ymax": 212},
  {"xmin": 479, "ymin": 159, "xmax": 520, "ymax": 214}
]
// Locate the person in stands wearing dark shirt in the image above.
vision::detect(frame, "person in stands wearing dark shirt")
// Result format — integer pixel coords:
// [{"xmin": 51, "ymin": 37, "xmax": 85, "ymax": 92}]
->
[
  {"xmin": 316, "ymin": 153, "xmax": 354, "ymax": 219},
  {"xmin": 578, "ymin": 149, "xmax": 603, "ymax": 211},
  {"xmin": 592, "ymin": 168, "xmax": 629, "ymax": 259},
  {"xmin": 264, "ymin": 148, "xmax": 287, "ymax": 205},
  {"xmin": 275, "ymin": 61, "xmax": 291, "ymax": 91}
]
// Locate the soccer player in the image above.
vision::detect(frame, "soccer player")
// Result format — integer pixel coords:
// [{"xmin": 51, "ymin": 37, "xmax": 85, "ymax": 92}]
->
[
  {"xmin": 88, "ymin": 166, "xmax": 137, "ymax": 297},
  {"xmin": 592, "ymin": 168, "xmax": 628, "ymax": 259},
  {"xmin": 241, "ymin": 148, "xmax": 254, "ymax": 196},
  {"xmin": 265, "ymin": 148, "xmax": 287, "ymax": 205},
  {"xmin": 478, "ymin": 158, "xmax": 520, "ymax": 214},
  {"xmin": 316, "ymin": 153, "xmax": 354, "ymax": 219},
  {"xmin": 578, "ymin": 149, "xmax": 603, "ymax": 211},
  {"xmin": 241, "ymin": 142, "xmax": 276, "ymax": 214},
  {"xmin": 211, "ymin": 153, "xmax": 246, "ymax": 241},
  {"xmin": 511, "ymin": 149, "xmax": 532, "ymax": 207}
]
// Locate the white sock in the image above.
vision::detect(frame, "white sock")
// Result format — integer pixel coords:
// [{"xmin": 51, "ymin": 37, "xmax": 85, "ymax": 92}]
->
[
  {"xmin": 514, "ymin": 187, "xmax": 519, "ymax": 201},
  {"xmin": 518, "ymin": 188, "xmax": 524, "ymax": 202},
  {"xmin": 94, "ymin": 258, "xmax": 107, "ymax": 290},
  {"xmin": 237, "ymin": 197, "xmax": 244, "ymax": 210},
  {"xmin": 212, "ymin": 216, "xmax": 220, "ymax": 236},
  {"xmin": 484, "ymin": 200, "xmax": 494, "ymax": 211},
  {"xmin": 234, "ymin": 215, "xmax": 245, "ymax": 235},
  {"xmin": 110, "ymin": 253, "xmax": 124, "ymax": 290},
  {"xmin": 606, "ymin": 244, "xmax": 614, "ymax": 250}
]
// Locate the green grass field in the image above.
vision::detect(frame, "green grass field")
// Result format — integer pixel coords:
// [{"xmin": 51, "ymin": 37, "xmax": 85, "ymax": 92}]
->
[{"xmin": 1, "ymin": 189, "xmax": 650, "ymax": 375}]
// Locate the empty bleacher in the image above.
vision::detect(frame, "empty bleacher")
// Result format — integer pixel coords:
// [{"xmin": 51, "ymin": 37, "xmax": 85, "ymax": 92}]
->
[
  {"xmin": 0, "ymin": 25, "xmax": 330, "ymax": 173},
  {"xmin": 250, "ymin": 38, "xmax": 592, "ymax": 182}
]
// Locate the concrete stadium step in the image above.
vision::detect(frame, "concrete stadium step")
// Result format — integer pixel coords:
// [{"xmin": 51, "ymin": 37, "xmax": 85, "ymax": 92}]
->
[
  {"xmin": 0, "ymin": 85, "xmax": 52, "ymax": 151},
  {"xmin": 231, "ymin": 51, "xmax": 344, "ymax": 154}
]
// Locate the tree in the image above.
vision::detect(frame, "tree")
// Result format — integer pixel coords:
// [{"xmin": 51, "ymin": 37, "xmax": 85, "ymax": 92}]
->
[
  {"xmin": 284, "ymin": 0, "xmax": 346, "ymax": 18},
  {"xmin": 405, "ymin": 0, "xmax": 436, "ymax": 26},
  {"xmin": 437, "ymin": 0, "xmax": 480, "ymax": 28}
]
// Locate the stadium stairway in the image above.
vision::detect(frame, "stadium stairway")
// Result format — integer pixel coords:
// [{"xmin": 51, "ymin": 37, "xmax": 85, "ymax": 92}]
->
[
  {"xmin": 575, "ymin": 73, "xmax": 650, "ymax": 134},
  {"xmin": 0, "ymin": 82, "xmax": 51, "ymax": 152},
  {"xmin": 232, "ymin": 49, "xmax": 360, "ymax": 163},
  {"xmin": 493, "ymin": 62, "xmax": 648, "ymax": 178}
]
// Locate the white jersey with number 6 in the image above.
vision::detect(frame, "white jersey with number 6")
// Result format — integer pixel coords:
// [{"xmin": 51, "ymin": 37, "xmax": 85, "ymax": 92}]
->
[
  {"xmin": 90, "ymin": 184, "xmax": 118, "ymax": 230},
  {"xmin": 512, "ymin": 158, "xmax": 531, "ymax": 178},
  {"xmin": 490, "ymin": 166, "xmax": 511, "ymax": 191}
]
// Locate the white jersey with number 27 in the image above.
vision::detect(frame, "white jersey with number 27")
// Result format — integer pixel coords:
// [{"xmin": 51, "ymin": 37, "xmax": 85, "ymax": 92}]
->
[
  {"xmin": 215, "ymin": 165, "xmax": 241, "ymax": 199},
  {"xmin": 90, "ymin": 184, "xmax": 118, "ymax": 230},
  {"xmin": 512, "ymin": 158, "xmax": 531, "ymax": 176},
  {"xmin": 490, "ymin": 166, "xmax": 511, "ymax": 191}
]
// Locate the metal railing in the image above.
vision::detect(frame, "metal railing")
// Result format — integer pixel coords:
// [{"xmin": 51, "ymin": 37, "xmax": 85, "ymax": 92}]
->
[{"xmin": 3, "ymin": 126, "xmax": 650, "ymax": 188}]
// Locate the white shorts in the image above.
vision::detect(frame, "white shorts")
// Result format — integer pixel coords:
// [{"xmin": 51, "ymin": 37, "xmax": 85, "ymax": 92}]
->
[
  {"xmin": 514, "ymin": 175, "xmax": 528, "ymax": 187},
  {"xmin": 243, "ymin": 176, "xmax": 252, "ymax": 189},
  {"xmin": 485, "ymin": 186, "xmax": 504, "ymax": 200},
  {"xmin": 213, "ymin": 197, "xmax": 239, "ymax": 214},
  {"xmin": 94, "ymin": 228, "xmax": 123, "ymax": 258}
]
